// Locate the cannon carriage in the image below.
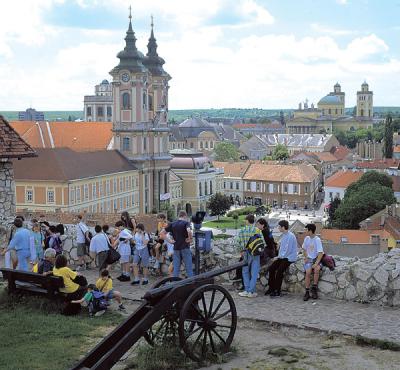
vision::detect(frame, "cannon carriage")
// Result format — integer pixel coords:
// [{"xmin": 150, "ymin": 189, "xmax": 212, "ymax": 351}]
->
[{"xmin": 71, "ymin": 261, "xmax": 245, "ymax": 370}]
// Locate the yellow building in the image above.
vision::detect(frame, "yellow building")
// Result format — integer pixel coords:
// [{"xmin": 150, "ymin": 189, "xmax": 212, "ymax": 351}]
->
[
  {"xmin": 170, "ymin": 149, "xmax": 224, "ymax": 215},
  {"xmin": 287, "ymin": 82, "xmax": 373, "ymax": 134},
  {"xmin": 169, "ymin": 170, "xmax": 183, "ymax": 214},
  {"xmin": 13, "ymin": 148, "xmax": 140, "ymax": 214}
]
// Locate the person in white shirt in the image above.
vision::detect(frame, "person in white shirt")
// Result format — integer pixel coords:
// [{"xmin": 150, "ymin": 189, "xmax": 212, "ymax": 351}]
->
[
  {"xmin": 75, "ymin": 215, "xmax": 90, "ymax": 271},
  {"xmin": 131, "ymin": 223, "xmax": 150, "ymax": 286},
  {"xmin": 89, "ymin": 225, "xmax": 110, "ymax": 272},
  {"xmin": 116, "ymin": 229, "xmax": 133, "ymax": 282},
  {"xmin": 302, "ymin": 223, "xmax": 324, "ymax": 301}
]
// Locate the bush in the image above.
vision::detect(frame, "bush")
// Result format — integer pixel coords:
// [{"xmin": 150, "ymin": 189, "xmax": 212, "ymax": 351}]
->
[{"xmin": 226, "ymin": 206, "xmax": 257, "ymax": 217}]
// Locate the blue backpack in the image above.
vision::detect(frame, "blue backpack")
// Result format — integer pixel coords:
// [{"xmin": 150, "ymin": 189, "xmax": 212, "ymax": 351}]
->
[{"xmin": 90, "ymin": 290, "xmax": 108, "ymax": 313}]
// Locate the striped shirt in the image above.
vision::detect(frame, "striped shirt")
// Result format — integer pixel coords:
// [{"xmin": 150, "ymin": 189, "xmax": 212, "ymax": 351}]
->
[{"xmin": 236, "ymin": 225, "xmax": 264, "ymax": 252}]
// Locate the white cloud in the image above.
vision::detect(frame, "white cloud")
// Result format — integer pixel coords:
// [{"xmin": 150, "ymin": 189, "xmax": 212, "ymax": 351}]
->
[
  {"xmin": 311, "ymin": 23, "xmax": 357, "ymax": 36},
  {"xmin": 336, "ymin": 0, "xmax": 348, "ymax": 5},
  {"xmin": 0, "ymin": 1, "xmax": 399, "ymax": 111}
]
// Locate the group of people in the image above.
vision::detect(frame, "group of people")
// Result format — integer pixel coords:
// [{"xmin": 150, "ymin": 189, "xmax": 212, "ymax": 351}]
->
[
  {"xmin": 236, "ymin": 214, "xmax": 324, "ymax": 301},
  {"xmin": 1, "ymin": 209, "xmax": 325, "ymax": 317},
  {"xmin": 84, "ymin": 210, "xmax": 194, "ymax": 284},
  {"xmin": 1, "ymin": 215, "xmax": 64, "ymax": 272}
]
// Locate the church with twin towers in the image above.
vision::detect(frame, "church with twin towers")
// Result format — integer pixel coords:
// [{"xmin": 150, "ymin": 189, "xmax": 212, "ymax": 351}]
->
[{"xmin": 84, "ymin": 10, "xmax": 172, "ymax": 214}]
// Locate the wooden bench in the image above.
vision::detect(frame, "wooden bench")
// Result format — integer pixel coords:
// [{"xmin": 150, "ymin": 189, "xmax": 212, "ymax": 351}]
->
[{"xmin": 0, "ymin": 268, "xmax": 65, "ymax": 299}]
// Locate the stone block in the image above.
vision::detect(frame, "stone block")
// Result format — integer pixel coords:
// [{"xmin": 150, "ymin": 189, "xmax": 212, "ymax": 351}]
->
[
  {"xmin": 337, "ymin": 273, "xmax": 349, "ymax": 289},
  {"xmin": 391, "ymin": 269, "xmax": 400, "ymax": 280},
  {"xmin": 318, "ymin": 281, "xmax": 335, "ymax": 295},
  {"xmin": 354, "ymin": 267, "xmax": 372, "ymax": 282},
  {"xmin": 392, "ymin": 277, "xmax": 400, "ymax": 290},
  {"xmin": 345, "ymin": 285, "xmax": 358, "ymax": 300},
  {"xmin": 320, "ymin": 272, "xmax": 337, "ymax": 284},
  {"xmin": 356, "ymin": 281, "xmax": 368, "ymax": 300},
  {"xmin": 296, "ymin": 272, "xmax": 305, "ymax": 282},
  {"xmin": 373, "ymin": 268, "xmax": 389, "ymax": 286}
]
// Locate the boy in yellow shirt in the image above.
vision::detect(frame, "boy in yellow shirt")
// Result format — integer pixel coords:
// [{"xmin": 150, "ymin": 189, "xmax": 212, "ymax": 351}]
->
[{"xmin": 96, "ymin": 269, "xmax": 125, "ymax": 311}]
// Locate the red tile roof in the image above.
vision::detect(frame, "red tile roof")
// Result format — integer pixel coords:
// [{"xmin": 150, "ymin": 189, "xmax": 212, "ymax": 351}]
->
[
  {"xmin": 10, "ymin": 121, "xmax": 113, "ymax": 152},
  {"xmin": 244, "ymin": 163, "xmax": 318, "ymax": 183},
  {"xmin": 13, "ymin": 148, "xmax": 136, "ymax": 181},
  {"xmin": 355, "ymin": 158, "xmax": 400, "ymax": 169},
  {"xmin": 321, "ymin": 229, "xmax": 371, "ymax": 244},
  {"xmin": 213, "ymin": 161, "xmax": 251, "ymax": 177},
  {"xmin": 232, "ymin": 124, "xmax": 257, "ymax": 128},
  {"xmin": 0, "ymin": 116, "xmax": 36, "ymax": 158},
  {"xmin": 325, "ymin": 170, "xmax": 363, "ymax": 188},
  {"xmin": 331, "ymin": 145, "xmax": 351, "ymax": 160}
]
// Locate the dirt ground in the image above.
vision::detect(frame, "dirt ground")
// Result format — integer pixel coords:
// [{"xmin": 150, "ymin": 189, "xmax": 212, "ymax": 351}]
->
[
  {"xmin": 109, "ymin": 301, "xmax": 400, "ymax": 370},
  {"xmin": 199, "ymin": 319, "xmax": 400, "ymax": 370}
]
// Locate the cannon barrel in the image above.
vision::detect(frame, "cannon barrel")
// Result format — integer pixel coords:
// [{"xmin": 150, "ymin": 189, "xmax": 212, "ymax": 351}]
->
[{"xmin": 143, "ymin": 260, "xmax": 246, "ymax": 302}]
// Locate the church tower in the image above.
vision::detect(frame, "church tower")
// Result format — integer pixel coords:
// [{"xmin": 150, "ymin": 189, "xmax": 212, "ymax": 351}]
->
[
  {"xmin": 110, "ymin": 11, "xmax": 171, "ymax": 213},
  {"xmin": 356, "ymin": 81, "xmax": 373, "ymax": 118}
]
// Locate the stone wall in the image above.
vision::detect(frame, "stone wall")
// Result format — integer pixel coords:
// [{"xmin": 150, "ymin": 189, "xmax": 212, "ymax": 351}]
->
[
  {"xmin": 15, "ymin": 211, "xmax": 158, "ymax": 232},
  {"xmin": 213, "ymin": 238, "xmax": 400, "ymax": 307},
  {"xmin": 0, "ymin": 161, "xmax": 16, "ymax": 222}
]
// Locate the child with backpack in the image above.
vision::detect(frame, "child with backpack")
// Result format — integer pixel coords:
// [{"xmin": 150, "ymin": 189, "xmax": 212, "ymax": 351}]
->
[
  {"xmin": 44, "ymin": 225, "xmax": 63, "ymax": 256},
  {"xmin": 96, "ymin": 269, "xmax": 125, "ymax": 311},
  {"xmin": 71, "ymin": 284, "xmax": 107, "ymax": 317}
]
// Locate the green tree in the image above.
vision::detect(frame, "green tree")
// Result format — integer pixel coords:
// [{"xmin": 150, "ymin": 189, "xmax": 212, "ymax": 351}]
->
[
  {"xmin": 207, "ymin": 193, "xmax": 231, "ymax": 220},
  {"xmin": 328, "ymin": 197, "xmax": 341, "ymax": 225},
  {"xmin": 384, "ymin": 114, "xmax": 394, "ymax": 158},
  {"xmin": 333, "ymin": 183, "xmax": 396, "ymax": 229},
  {"xmin": 272, "ymin": 144, "xmax": 289, "ymax": 160},
  {"xmin": 345, "ymin": 170, "xmax": 393, "ymax": 198},
  {"xmin": 214, "ymin": 142, "xmax": 239, "ymax": 161}
]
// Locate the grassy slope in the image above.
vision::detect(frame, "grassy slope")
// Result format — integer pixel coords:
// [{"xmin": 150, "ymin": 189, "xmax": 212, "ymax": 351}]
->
[
  {"xmin": 0, "ymin": 289, "xmax": 122, "ymax": 370},
  {"xmin": 203, "ymin": 215, "xmax": 246, "ymax": 229}
]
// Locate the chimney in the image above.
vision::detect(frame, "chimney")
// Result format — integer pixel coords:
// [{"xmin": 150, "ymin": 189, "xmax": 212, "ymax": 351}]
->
[{"xmin": 380, "ymin": 214, "xmax": 386, "ymax": 227}]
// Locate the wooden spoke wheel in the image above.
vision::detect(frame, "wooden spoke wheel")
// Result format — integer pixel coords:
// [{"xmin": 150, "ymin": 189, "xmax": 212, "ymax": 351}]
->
[
  {"xmin": 178, "ymin": 284, "xmax": 237, "ymax": 362},
  {"xmin": 144, "ymin": 277, "xmax": 182, "ymax": 346}
]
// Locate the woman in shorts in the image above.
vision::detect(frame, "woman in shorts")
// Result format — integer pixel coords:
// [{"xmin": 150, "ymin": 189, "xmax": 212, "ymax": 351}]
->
[{"xmin": 131, "ymin": 223, "xmax": 150, "ymax": 285}]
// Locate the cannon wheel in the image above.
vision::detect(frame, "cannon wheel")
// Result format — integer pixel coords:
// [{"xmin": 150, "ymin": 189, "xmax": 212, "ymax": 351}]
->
[
  {"xmin": 178, "ymin": 284, "xmax": 237, "ymax": 362},
  {"xmin": 143, "ymin": 276, "xmax": 182, "ymax": 346}
]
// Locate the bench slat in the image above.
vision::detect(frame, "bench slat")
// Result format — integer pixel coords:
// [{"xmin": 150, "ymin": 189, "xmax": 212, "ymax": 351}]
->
[{"xmin": 0, "ymin": 268, "xmax": 65, "ymax": 298}]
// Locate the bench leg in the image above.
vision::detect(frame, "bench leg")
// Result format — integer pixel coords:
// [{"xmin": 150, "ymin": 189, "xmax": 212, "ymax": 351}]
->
[{"xmin": 8, "ymin": 276, "xmax": 16, "ymax": 294}]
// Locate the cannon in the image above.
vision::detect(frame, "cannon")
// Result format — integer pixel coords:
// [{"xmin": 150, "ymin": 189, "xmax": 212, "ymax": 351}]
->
[{"xmin": 71, "ymin": 261, "xmax": 246, "ymax": 370}]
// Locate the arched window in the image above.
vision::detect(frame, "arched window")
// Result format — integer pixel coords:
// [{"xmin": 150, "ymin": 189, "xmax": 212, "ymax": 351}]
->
[
  {"xmin": 164, "ymin": 172, "xmax": 168, "ymax": 194},
  {"xmin": 122, "ymin": 92, "xmax": 130, "ymax": 109},
  {"xmin": 361, "ymin": 109, "xmax": 364, "ymax": 117},
  {"xmin": 205, "ymin": 182, "xmax": 208, "ymax": 195},
  {"xmin": 210, "ymin": 181, "xmax": 213, "ymax": 194},
  {"xmin": 199, "ymin": 183, "xmax": 202, "ymax": 196}
]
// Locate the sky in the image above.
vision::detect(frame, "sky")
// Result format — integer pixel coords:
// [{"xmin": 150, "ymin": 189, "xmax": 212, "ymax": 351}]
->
[{"xmin": 0, "ymin": 0, "xmax": 400, "ymax": 111}]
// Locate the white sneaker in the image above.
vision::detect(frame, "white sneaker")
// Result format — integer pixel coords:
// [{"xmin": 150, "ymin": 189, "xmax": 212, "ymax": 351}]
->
[
  {"xmin": 94, "ymin": 310, "xmax": 106, "ymax": 317},
  {"xmin": 238, "ymin": 291, "xmax": 250, "ymax": 297},
  {"xmin": 248, "ymin": 292, "xmax": 258, "ymax": 298}
]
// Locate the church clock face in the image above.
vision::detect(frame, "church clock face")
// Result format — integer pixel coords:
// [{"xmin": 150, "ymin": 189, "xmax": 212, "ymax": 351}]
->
[{"xmin": 121, "ymin": 73, "xmax": 130, "ymax": 83}]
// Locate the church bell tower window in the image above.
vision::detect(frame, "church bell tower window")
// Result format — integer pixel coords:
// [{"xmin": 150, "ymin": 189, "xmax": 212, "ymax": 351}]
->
[{"xmin": 122, "ymin": 92, "xmax": 131, "ymax": 109}]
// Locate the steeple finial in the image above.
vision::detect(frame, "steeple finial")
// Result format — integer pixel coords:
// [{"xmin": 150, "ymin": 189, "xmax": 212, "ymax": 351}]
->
[
  {"xmin": 151, "ymin": 14, "xmax": 154, "ymax": 29},
  {"xmin": 129, "ymin": 5, "xmax": 132, "ymax": 21}
]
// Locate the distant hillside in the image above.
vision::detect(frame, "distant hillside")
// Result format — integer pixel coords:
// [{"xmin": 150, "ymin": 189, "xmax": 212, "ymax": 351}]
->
[
  {"xmin": 0, "ymin": 111, "xmax": 83, "ymax": 121},
  {"xmin": 1, "ymin": 107, "xmax": 399, "ymax": 123}
]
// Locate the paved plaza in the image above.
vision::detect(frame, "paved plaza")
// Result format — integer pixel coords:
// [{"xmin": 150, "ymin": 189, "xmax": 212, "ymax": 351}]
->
[{"xmin": 83, "ymin": 268, "xmax": 400, "ymax": 346}]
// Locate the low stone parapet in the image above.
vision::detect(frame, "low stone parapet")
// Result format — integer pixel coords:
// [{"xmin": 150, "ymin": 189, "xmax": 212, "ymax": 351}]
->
[{"xmin": 213, "ymin": 238, "xmax": 400, "ymax": 307}]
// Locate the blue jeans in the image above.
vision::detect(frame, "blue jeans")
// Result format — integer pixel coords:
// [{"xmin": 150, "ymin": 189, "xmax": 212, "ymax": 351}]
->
[
  {"xmin": 173, "ymin": 248, "xmax": 193, "ymax": 278},
  {"xmin": 242, "ymin": 251, "xmax": 260, "ymax": 293},
  {"xmin": 16, "ymin": 249, "xmax": 31, "ymax": 271}
]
